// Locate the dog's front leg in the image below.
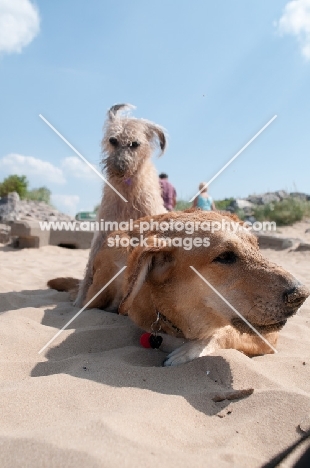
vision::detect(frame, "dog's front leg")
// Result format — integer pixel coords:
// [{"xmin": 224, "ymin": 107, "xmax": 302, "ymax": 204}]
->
[
  {"xmin": 74, "ymin": 231, "xmax": 105, "ymax": 307},
  {"xmin": 158, "ymin": 334, "xmax": 187, "ymax": 354},
  {"xmin": 163, "ymin": 336, "xmax": 218, "ymax": 366}
]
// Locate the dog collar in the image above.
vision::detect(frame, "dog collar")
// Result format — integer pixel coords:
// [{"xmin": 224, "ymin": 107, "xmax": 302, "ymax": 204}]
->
[
  {"xmin": 123, "ymin": 177, "xmax": 132, "ymax": 185},
  {"xmin": 140, "ymin": 310, "xmax": 184, "ymax": 350},
  {"xmin": 157, "ymin": 311, "xmax": 183, "ymax": 336}
]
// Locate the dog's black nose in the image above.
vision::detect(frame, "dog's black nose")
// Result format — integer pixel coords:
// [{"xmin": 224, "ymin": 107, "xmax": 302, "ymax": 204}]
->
[{"xmin": 283, "ymin": 285, "xmax": 309, "ymax": 308}]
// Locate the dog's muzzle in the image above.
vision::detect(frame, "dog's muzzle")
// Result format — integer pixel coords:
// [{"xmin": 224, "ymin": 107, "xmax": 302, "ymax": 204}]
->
[
  {"xmin": 232, "ymin": 283, "xmax": 309, "ymax": 335},
  {"xmin": 109, "ymin": 151, "xmax": 133, "ymax": 177},
  {"xmin": 113, "ymin": 160, "xmax": 130, "ymax": 176}
]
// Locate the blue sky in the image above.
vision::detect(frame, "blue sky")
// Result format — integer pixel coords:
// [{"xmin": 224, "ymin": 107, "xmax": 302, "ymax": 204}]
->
[{"xmin": 0, "ymin": 0, "xmax": 310, "ymax": 215}]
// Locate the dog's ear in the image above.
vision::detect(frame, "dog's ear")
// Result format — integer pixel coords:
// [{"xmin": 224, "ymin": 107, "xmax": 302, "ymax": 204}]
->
[
  {"xmin": 118, "ymin": 242, "xmax": 175, "ymax": 315},
  {"xmin": 108, "ymin": 103, "xmax": 136, "ymax": 120},
  {"xmin": 144, "ymin": 122, "xmax": 167, "ymax": 154}
]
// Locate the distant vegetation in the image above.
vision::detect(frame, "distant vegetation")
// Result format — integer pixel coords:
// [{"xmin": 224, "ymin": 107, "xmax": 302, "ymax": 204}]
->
[
  {"xmin": 26, "ymin": 187, "xmax": 51, "ymax": 204},
  {"xmin": 175, "ymin": 200, "xmax": 191, "ymax": 211},
  {"xmin": 0, "ymin": 174, "xmax": 51, "ymax": 204},
  {"xmin": 214, "ymin": 198, "xmax": 235, "ymax": 211},
  {"xmin": 253, "ymin": 198, "xmax": 310, "ymax": 226},
  {"xmin": 0, "ymin": 175, "xmax": 28, "ymax": 199},
  {"xmin": 175, "ymin": 195, "xmax": 310, "ymax": 226},
  {"xmin": 1, "ymin": 175, "xmax": 309, "ymax": 226}
]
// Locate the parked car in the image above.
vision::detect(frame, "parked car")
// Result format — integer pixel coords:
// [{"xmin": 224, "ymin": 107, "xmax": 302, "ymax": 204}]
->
[{"xmin": 75, "ymin": 211, "xmax": 97, "ymax": 221}]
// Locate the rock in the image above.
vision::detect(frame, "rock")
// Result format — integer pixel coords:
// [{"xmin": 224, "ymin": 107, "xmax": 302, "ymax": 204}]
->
[
  {"xmin": 0, "ymin": 193, "xmax": 74, "ymax": 223},
  {"xmin": 0, "ymin": 192, "xmax": 20, "ymax": 222},
  {"xmin": 275, "ymin": 190, "xmax": 289, "ymax": 200},
  {"xmin": 8, "ymin": 191, "xmax": 20, "ymax": 205},
  {"xmin": 246, "ymin": 192, "xmax": 281, "ymax": 205},
  {"xmin": 247, "ymin": 194, "xmax": 263, "ymax": 205},
  {"xmin": 290, "ymin": 192, "xmax": 310, "ymax": 201},
  {"xmin": 255, "ymin": 233, "xmax": 298, "ymax": 250},
  {"xmin": 295, "ymin": 242, "xmax": 310, "ymax": 252},
  {"xmin": 225, "ymin": 199, "xmax": 255, "ymax": 214},
  {"xmin": 0, "ymin": 223, "xmax": 11, "ymax": 244},
  {"xmin": 232, "ymin": 199, "xmax": 255, "ymax": 210},
  {"xmin": 246, "ymin": 190, "xmax": 305, "ymax": 205},
  {"xmin": 261, "ymin": 193, "xmax": 281, "ymax": 204},
  {"xmin": 229, "ymin": 191, "xmax": 310, "ymax": 221},
  {"xmin": 0, "ymin": 192, "xmax": 77, "ymax": 248}
]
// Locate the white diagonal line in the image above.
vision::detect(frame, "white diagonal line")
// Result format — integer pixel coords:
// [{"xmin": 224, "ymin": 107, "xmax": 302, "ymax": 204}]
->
[
  {"xmin": 190, "ymin": 266, "xmax": 278, "ymax": 353},
  {"xmin": 189, "ymin": 115, "xmax": 277, "ymax": 202},
  {"xmin": 38, "ymin": 266, "xmax": 127, "ymax": 354},
  {"xmin": 39, "ymin": 114, "xmax": 128, "ymax": 203}
]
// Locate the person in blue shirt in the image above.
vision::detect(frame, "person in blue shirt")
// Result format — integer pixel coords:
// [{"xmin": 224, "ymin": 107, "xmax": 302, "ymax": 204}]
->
[{"xmin": 192, "ymin": 182, "xmax": 216, "ymax": 211}]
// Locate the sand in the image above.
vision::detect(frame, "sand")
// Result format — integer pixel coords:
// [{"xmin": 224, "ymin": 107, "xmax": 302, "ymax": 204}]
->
[{"xmin": 1, "ymin": 231, "xmax": 310, "ymax": 467}]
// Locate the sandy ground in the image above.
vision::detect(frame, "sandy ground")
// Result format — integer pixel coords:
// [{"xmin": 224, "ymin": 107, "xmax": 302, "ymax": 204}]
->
[
  {"xmin": 275, "ymin": 220, "xmax": 310, "ymax": 240},
  {"xmin": 1, "ymin": 228, "xmax": 310, "ymax": 467}
]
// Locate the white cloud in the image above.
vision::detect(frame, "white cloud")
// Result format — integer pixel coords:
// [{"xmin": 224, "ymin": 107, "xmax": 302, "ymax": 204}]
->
[
  {"xmin": 51, "ymin": 194, "xmax": 80, "ymax": 216},
  {"xmin": 62, "ymin": 156, "xmax": 99, "ymax": 180},
  {"xmin": 276, "ymin": 0, "xmax": 310, "ymax": 59},
  {"xmin": 0, "ymin": 0, "xmax": 40, "ymax": 54},
  {"xmin": 0, "ymin": 153, "xmax": 66, "ymax": 184}
]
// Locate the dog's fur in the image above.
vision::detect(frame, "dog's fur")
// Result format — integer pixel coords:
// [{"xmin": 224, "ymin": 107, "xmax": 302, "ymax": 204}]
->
[
  {"xmin": 75, "ymin": 104, "xmax": 167, "ymax": 307},
  {"xmin": 48, "ymin": 210, "xmax": 309, "ymax": 366}
]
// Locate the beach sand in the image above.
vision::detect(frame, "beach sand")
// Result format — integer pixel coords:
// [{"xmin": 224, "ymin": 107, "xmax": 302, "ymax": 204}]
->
[{"xmin": 1, "ymin": 228, "xmax": 310, "ymax": 467}]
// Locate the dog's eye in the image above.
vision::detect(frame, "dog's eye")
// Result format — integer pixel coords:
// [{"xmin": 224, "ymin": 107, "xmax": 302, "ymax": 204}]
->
[
  {"xmin": 109, "ymin": 137, "xmax": 118, "ymax": 146},
  {"xmin": 213, "ymin": 251, "xmax": 237, "ymax": 264},
  {"xmin": 130, "ymin": 141, "xmax": 140, "ymax": 148}
]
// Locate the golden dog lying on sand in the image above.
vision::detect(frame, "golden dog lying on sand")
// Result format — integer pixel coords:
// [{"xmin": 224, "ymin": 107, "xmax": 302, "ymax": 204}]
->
[{"xmin": 48, "ymin": 210, "xmax": 309, "ymax": 366}]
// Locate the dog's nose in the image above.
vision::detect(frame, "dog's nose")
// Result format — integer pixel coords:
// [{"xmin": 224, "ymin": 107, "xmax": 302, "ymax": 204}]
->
[{"xmin": 283, "ymin": 285, "xmax": 309, "ymax": 309}]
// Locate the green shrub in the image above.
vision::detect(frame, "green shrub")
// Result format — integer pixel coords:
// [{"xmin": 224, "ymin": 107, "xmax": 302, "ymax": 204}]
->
[
  {"xmin": 214, "ymin": 198, "xmax": 234, "ymax": 211},
  {"xmin": 254, "ymin": 198, "xmax": 309, "ymax": 226},
  {"xmin": 0, "ymin": 175, "xmax": 28, "ymax": 199},
  {"xmin": 165, "ymin": 195, "xmax": 310, "ymax": 226},
  {"xmin": 175, "ymin": 200, "xmax": 191, "ymax": 211},
  {"xmin": 26, "ymin": 187, "xmax": 51, "ymax": 204},
  {"xmin": 233, "ymin": 209, "xmax": 245, "ymax": 220}
]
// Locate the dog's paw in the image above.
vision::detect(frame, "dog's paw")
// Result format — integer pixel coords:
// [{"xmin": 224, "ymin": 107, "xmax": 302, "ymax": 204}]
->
[
  {"xmin": 158, "ymin": 334, "xmax": 187, "ymax": 354},
  {"xmin": 163, "ymin": 340, "xmax": 213, "ymax": 366}
]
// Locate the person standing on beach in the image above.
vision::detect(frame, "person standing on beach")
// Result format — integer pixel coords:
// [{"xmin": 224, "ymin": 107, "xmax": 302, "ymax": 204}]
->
[
  {"xmin": 159, "ymin": 173, "xmax": 177, "ymax": 211},
  {"xmin": 192, "ymin": 182, "xmax": 216, "ymax": 210}
]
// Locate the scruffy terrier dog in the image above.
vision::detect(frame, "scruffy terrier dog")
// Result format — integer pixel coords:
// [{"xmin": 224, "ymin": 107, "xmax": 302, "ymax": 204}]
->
[{"xmin": 74, "ymin": 104, "xmax": 167, "ymax": 307}]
